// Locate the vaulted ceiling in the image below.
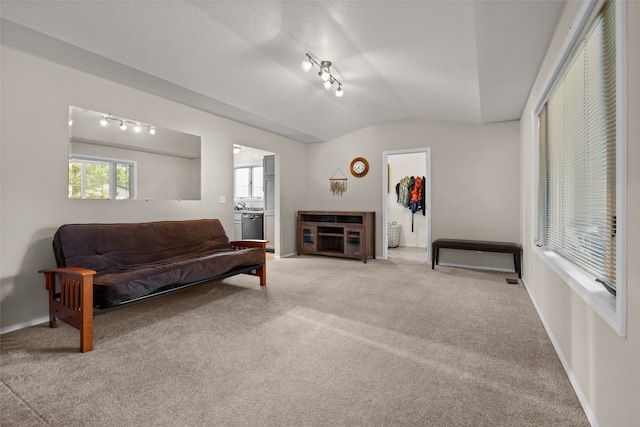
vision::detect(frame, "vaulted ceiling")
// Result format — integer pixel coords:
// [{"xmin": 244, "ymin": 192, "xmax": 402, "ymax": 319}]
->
[{"xmin": 0, "ymin": 1, "xmax": 565, "ymax": 143}]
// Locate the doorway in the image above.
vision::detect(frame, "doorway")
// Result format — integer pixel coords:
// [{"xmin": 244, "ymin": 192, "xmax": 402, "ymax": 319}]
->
[
  {"xmin": 233, "ymin": 145, "xmax": 277, "ymax": 254},
  {"xmin": 381, "ymin": 148, "xmax": 431, "ymax": 261}
]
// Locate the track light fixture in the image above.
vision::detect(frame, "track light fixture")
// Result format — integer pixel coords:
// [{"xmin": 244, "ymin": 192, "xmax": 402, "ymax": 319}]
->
[
  {"xmin": 98, "ymin": 115, "xmax": 156, "ymax": 135},
  {"xmin": 301, "ymin": 53, "xmax": 344, "ymax": 97}
]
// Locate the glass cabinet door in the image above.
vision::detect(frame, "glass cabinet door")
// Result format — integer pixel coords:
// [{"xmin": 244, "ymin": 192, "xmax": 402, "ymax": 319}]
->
[
  {"xmin": 345, "ymin": 228, "xmax": 363, "ymax": 256},
  {"xmin": 301, "ymin": 226, "xmax": 316, "ymax": 251}
]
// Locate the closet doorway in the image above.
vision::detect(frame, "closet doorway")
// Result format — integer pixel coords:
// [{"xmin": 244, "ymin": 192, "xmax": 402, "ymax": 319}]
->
[{"xmin": 381, "ymin": 148, "xmax": 431, "ymax": 261}]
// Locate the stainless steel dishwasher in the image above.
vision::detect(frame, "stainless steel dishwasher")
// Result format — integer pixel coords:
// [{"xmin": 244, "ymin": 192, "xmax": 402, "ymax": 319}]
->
[{"xmin": 241, "ymin": 212, "xmax": 264, "ymax": 239}]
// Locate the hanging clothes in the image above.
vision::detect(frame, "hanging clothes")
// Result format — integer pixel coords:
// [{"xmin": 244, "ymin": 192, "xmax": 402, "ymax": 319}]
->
[
  {"xmin": 409, "ymin": 176, "xmax": 423, "ymax": 214},
  {"xmin": 409, "ymin": 176, "xmax": 422, "ymax": 231},
  {"xmin": 419, "ymin": 176, "xmax": 426, "ymax": 216},
  {"xmin": 396, "ymin": 176, "xmax": 413, "ymax": 208},
  {"xmin": 396, "ymin": 175, "xmax": 426, "ymax": 231}
]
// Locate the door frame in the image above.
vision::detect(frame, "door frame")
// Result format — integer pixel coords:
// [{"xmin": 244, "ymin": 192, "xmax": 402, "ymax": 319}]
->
[
  {"xmin": 381, "ymin": 148, "xmax": 432, "ymax": 260},
  {"xmin": 232, "ymin": 146, "xmax": 278, "ymax": 255}
]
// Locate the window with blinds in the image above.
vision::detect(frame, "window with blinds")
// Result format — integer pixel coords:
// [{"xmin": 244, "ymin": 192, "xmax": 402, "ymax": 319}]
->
[{"xmin": 536, "ymin": 0, "xmax": 617, "ymax": 294}]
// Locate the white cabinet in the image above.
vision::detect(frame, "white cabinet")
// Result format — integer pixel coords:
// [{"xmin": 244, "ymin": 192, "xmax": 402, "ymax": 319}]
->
[
  {"xmin": 233, "ymin": 212, "xmax": 242, "ymax": 240},
  {"xmin": 263, "ymin": 155, "xmax": 275, "ymax": 251}
]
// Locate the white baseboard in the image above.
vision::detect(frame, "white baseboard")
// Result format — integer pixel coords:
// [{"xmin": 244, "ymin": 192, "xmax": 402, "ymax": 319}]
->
[
  {"xmin": 0, "ymin": 316, "xmax": 49, "ymax": 335},
  {"xmin": 521, "ymin": 277, "xmax": 599, "ymax": 427},
  {"xmin": 437, "ymin": 262, "xmax": 515, "ymax": 274},
  {"xmin": 278, "ymin": 252, "xmax": 297, "ymax": 259}
]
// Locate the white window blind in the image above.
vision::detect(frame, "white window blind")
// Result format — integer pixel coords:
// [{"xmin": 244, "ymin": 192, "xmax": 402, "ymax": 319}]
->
[{"xmin": 537, "ymin": 0, "xmax": 617, "ymax": 293}]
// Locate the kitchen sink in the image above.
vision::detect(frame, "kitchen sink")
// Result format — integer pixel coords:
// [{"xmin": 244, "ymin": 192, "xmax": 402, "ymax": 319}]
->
[{"xmin": 234, "ymin": 206, "xmax": 264, "ymax": 213}]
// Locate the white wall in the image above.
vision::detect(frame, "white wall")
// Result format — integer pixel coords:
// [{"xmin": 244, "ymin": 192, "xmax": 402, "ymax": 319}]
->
[
  {"xmin": 519, "ymin": 2, "xmax": 640, "ymax": 426},
  {"xmin": 387, "ymin": 152, "xmax": 427, "ymax": 248},
  {"xmin": 0, "ymin": 46, "xmax": 307, "ymax": 330},
  {"xmin": 305, "ymin": 119, "xmax": 520, "ymax": 268}
]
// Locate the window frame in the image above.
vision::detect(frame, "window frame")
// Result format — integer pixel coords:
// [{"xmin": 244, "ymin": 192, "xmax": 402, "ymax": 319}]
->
[
  {"xmin": 531, "ymin": 0, "xmax": 627, "ymax": 336},
  {"xmin": 69, "ymin": 154, "xmax": 137, "ymax": 200},
  {"xmin": 234, "ymin": 165, "xmax": 264, "ymax": 200}
]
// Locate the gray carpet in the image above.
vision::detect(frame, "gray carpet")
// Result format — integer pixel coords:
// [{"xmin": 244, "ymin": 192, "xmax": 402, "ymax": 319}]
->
[{"xmin": 1, "ymin": 249, "xmax": 588, "ymax": 426}]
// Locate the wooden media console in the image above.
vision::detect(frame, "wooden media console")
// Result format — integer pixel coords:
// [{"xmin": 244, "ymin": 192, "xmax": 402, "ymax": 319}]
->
[{"xmin": 298, "ymin": 211, "xmax": 375, "ymax": 263}]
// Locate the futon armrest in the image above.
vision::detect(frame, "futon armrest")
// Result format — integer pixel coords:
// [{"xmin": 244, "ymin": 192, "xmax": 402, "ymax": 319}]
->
[
  {"xmin": 39, "ymin": 266, "xmax": 96, "ymax": 352},
  {"xmin": 230, "ymin": 239, "xmax": 268, "ymax": 250},
  {"xmin": 230, "ymin": 240, "xmax": 268, "ymax": 286},
  {"xmin": 38, "ymin": 267, "xmax": 97, "ymax": 291}
]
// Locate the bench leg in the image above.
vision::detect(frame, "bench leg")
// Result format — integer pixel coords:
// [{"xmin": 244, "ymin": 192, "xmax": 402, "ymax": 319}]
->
[
  {"xmin": 432, "ymin": 247, "xmax": 439, "ymax": 269},
  {"xmin": 514, "ymin": 251, "xmax": 522, "ymax": 278}
]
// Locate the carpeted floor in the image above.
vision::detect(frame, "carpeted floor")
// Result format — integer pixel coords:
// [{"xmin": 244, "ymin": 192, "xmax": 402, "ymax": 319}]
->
[{"xmin": 1, "ymin": 249, "xmax": 588, "ymax": 426}]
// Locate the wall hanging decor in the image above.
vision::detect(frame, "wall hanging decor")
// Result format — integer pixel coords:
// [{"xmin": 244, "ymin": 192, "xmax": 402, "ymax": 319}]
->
[{"xmin": 329, "ymin": 169, "xmax": 347, "ymax": 196}]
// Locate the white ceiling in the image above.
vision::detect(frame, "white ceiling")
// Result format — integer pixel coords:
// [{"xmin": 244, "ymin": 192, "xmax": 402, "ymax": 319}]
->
[{"xmin": 0, "ymin": 0, "xmax": 565, "ymax": 143}]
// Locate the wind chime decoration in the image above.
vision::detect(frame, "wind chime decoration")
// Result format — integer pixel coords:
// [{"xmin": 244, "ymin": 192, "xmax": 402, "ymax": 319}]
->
[{"xmin": 329, "ymin": 169, "xmax": 347, "ymax": 196}]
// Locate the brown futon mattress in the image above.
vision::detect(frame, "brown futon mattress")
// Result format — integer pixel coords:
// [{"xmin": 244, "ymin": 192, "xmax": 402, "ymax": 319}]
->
[{"xmin": 53, "ymin": 219, "xmax": 264, "ymax": 307}]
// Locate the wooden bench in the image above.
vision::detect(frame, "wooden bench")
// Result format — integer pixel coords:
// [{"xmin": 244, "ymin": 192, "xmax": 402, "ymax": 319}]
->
[{"xmin": 431, "ymin": 239, "xmax": 522, "ymax": 278}]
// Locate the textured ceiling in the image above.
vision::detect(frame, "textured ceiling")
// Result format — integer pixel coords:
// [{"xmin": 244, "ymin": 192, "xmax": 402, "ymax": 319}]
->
[{"xmin": 0, "ymin": 1, "xmax": 565, "ymax": 143}]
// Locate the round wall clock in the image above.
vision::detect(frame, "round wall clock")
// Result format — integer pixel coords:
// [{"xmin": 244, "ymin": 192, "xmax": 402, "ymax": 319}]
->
[{"xmin": 350, "ymin": 157, "xmax": 369, "ymax": 178}]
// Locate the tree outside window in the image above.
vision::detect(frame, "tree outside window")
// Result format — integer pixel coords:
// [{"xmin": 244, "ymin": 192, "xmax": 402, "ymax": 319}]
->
[{"xmin": 69, "ymin": 157, "xmax": 135, "ymax": 199}]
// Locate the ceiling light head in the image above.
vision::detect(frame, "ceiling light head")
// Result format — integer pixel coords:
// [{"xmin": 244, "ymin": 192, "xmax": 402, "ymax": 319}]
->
[
  {"xmin": 134, "ymin": 123, "xmax": 141, "ymax": 133},
  {"xmin": 335, "ymin": 84, "xmax": 344, "ymax": 97},
  {"xmin": 100, "ymin": 117, "xmax": 108, "ymax": 126},
  {"xmin": 319, "ymin": 60, "xmax": 332, "ymax": 81},
  {"xmin": 319, "ymin": 69, "xmax": 330, "ymax": 82},
  {"xmin": 324, "ymin": 77, "xmax": 334, "ymax": 90},
  {"xmin": 302, "ymin": 55, "xmax": 313, "ymax": 72},
  {"xmin": 119, "ymin": 121, "xmax": 127, "ymax": 131},
  {"xmin": 149, "ymin": 127, "xmax": 156, "ymax": 135}
]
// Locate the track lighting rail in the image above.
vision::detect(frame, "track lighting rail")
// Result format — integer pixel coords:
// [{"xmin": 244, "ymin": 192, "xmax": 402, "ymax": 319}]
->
[
  {"xmin": 302, "ymin": 53, "xmax": 344, "ymax": 97},
  {"xmin": 99, "ymin": 116, "xmax": 156, "ymax": 134}
]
